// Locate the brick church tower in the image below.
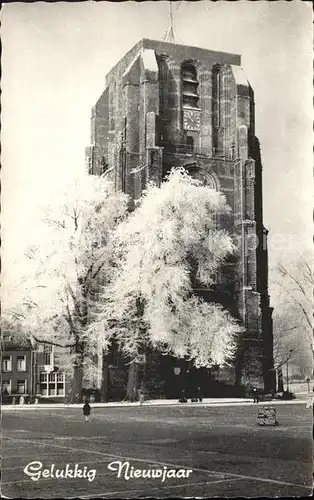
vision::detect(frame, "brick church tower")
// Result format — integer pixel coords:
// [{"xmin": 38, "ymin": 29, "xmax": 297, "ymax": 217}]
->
[{"xmin": 86, "ymin": 39, "xmax": 275, "ymax": 392}]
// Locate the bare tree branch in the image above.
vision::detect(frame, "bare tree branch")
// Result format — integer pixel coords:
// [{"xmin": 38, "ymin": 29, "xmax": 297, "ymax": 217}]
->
[
  {"xmin": 31, "ymin": 334, "xmax": 76, "ymax": 348},
  {"xmin": 278, "ymin": 263, "xmax": 313, "ymax": 307},
  {"xmin": 72, "ymin": 207, "xmax": 79, "ymax": 232}
]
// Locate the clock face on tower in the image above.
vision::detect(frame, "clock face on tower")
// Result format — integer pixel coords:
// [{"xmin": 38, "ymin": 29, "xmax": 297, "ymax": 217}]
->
[{"xmin": 183, "ymin": 109, "xmax": 201, "ymax": 131}]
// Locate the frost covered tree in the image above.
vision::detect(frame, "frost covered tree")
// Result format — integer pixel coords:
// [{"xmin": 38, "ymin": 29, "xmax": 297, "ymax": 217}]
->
[
  {"xmin": 5, "ymin": 174, "xmax": 130, "ymax": 403},
  {"xmin": 273, "ymin": 257, "xmax": 313, "ymax": 387},
  {"xmin": 272, "ymin": 305, "xmax": 302, "ymax": 392},
  {"xmin": 277, "ymin": 259, "xmax": 313, "ymax": 352},
  {"xmin": 91, "ymin": 168, "xmax": 243, "ymax": 398}
]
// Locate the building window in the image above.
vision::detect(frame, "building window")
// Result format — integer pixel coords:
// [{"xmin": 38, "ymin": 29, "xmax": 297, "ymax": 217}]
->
[
  {"xmin": 86, "ymin": 155, "xmax": 92, "ymax": 175},
  {"xmin": 17, "ymin": 379, "xmax": 27, "ymax": 394},
  {"xmin": 2, "ymin": 380, "xmax": 11, "ymax": 395},
  {"xmin": 188, "ymin": 167, "xmax": 217, "ymax": 190},
  {"xmin": 85, "ymin": 145, "xmax": 94, "ymax": 175},
  {"xmin": 212, "ymin": 64, "xmax": 224, "ymax": 156},
  {"xmin": 182, "ymin": 62, "xmax": 199, "ymax": 109},
  {"xmin": 57, "ymin": 372, "xmax": 65, "ymax": 396},
  {"xmin": 40, "ymin": 372, "xmax": 48, "ymax": 383},
  {"xmin": 17, "ymin": 355, "xmax": 26, "ymax": 372},
  {"xmin": 43, "ymin": 344, "xmax": 53, "ymax": 366},
  {"xmin": 49, "ymin": 379, "xmax": 57, "ymax": 396},
  {"xmin": 44, "ymin": 352, "xmax": 51, "ymax": 365},
  {"xmin": 262, "ymin": 229, "xmax": 268, "ymax": 251},
  {"xmin": 212, "ymin": 64, "xmax": 231, "ymax": 157},
  {"xmin": 2, "ymin": 355, "xmax": 12, "ymax": 372},
  {"xmin": 40, "ymin": 372, "xmax": 48, "ymax": 396},
  {"xmin": 2, "ymin": 333, "xmax": 12, "ymax": 341},
  {"xmin": 186, "ymin": 135, "xmax": 194, "ymax": 151},
  {"xmin": 158, "ymin": 56, "xmax": 168, "ymax": 119},
  {"xmin": 39, "ymin": 371, "xmax": 65, "ymax": 397},
  {"xmin": 212, "ymin": 65, "xmax": 222, "ymax": 127}
]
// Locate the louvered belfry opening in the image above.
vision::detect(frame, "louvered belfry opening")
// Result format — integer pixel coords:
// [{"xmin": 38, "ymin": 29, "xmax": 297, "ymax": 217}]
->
[{"xmin": 182, "ymin": 63, "xmax": 199, "ymax": 109}]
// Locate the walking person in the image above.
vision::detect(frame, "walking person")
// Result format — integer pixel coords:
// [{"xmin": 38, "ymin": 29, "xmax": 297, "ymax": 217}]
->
[{"xmin": 83, "ymin": 401, "xmax": 91, "ymax": 422}]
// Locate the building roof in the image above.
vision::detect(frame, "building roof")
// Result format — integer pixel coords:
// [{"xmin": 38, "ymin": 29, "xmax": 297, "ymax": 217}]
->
[
  {"xmin": 142, "ymin": 38, "xmax": 241, "ymax": 65},
  {"xmin": 106, "ymin": 38, "xmax": 241, "ymax": 85},
  {"xmin": 2, "ymin": 336, "xmax": 32, "ymax": 351}
]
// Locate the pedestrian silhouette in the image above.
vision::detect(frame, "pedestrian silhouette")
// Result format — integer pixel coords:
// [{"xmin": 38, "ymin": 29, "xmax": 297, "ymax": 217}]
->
[
  {"xmin": 83, "ymin": 401, "xmax": 91, "ymax": 422},
  {"xmin": 197, "ymin": 386, "xmax": 203, "ymax": 402},
  {"xmin": 179, "ymin": 389, "xmax": 187, "ymax": 403},
  {"xmin": 138, "ymin": 389, "xmax": 144, "ymax": 405},
  {"xmin": 253, "ymin": 387, "xmax": 259, "ymax": 403}
]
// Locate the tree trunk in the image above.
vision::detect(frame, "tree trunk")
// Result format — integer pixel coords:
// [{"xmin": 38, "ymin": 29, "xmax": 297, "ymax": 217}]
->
[
  {"xmin": 139, "ymin": 347, "xmax": 148, "ymax": 396},
  {"xmin": 126, "ymin": 361, "xmax": 138, "ymax": 401},
  {"xmin": 68, "ymin": 351, "xmax": 84, "ymax": 403},
  {"xmin": 277, "ymin": 366, "xmax": 284, "ymax": 392},
  {"xmin": 142, "ymin": 355, "xmax": 148, "ymax": 391},
  {"xmin": 125, "ymin": 297, "xmax": 147, "ymax": 400},
  {"xmin": 100, "ymin": 351, "xmax": 109, "ymax": 402}
]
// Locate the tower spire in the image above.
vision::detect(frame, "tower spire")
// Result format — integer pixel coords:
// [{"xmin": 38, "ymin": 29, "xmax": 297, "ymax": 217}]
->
[{"xmin": 163, "ymin": 2, "xmax": 176, "ymax": 43}]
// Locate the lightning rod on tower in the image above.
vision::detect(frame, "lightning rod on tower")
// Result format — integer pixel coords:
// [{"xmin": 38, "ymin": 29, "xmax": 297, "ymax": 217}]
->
[{"xmin": 163, "ymin": 2, "xmax": 176, "ymax": 43}]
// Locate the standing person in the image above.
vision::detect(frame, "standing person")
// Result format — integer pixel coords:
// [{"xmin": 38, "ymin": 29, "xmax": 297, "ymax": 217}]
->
[
  {"xmin": 197, "ymin": 386, "xmax": 203, "ymax": 403},
  {"xmin": 252, "ymin": 387, "xmax": 259, "ymax": 403},
  {"xmin": 139, "ymin": 390, "xmax": 144, "ymax": 405},
  {"xmin": 179, "ymin": 389, "xmax": 187, "ymax": 403},
  {"xmin": 131, "ymin": 386, "xmax": 137, "ymax": 402},
  {"xmin": 83, "ymin": 401, "xmax": 91, "ymax": 422}
]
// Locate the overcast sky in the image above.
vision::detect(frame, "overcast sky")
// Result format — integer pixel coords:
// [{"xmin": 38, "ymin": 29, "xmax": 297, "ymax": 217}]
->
[{"xmin": 2, "ymin": 1, "xmax": 312, "ymax": 300}]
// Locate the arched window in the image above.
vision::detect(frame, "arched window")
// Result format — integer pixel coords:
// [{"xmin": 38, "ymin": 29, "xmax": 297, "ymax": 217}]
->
[
  {"xmin": 212, "ymin": 65, "xmax": 232, "ymax": 157},
  {"xmin": 182, "ymin": 62, "xmax": 199, "ymax": 109},
  {"xmin": 109, "ymin": 81, "xmax": 116, "ymax": 131},
  {"xmin": 212, "ymin": 65, "xmax": 223, "ymax": 154},
  {"xmin": 212, "ymin": 65, "xmax": 222, "ymax": 126},
  {"xmin": 158, "ymin": 57, "xmax": 168, "ymax": 118},
  {"xmin": 184, "ymin": 164, "xmax": 217, "ymax": 190}
]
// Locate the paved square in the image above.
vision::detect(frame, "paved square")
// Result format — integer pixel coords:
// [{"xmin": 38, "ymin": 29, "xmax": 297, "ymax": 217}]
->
[{"xmin": 2, "ymin": 402, "xmax": 312, "ymax": 498}]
